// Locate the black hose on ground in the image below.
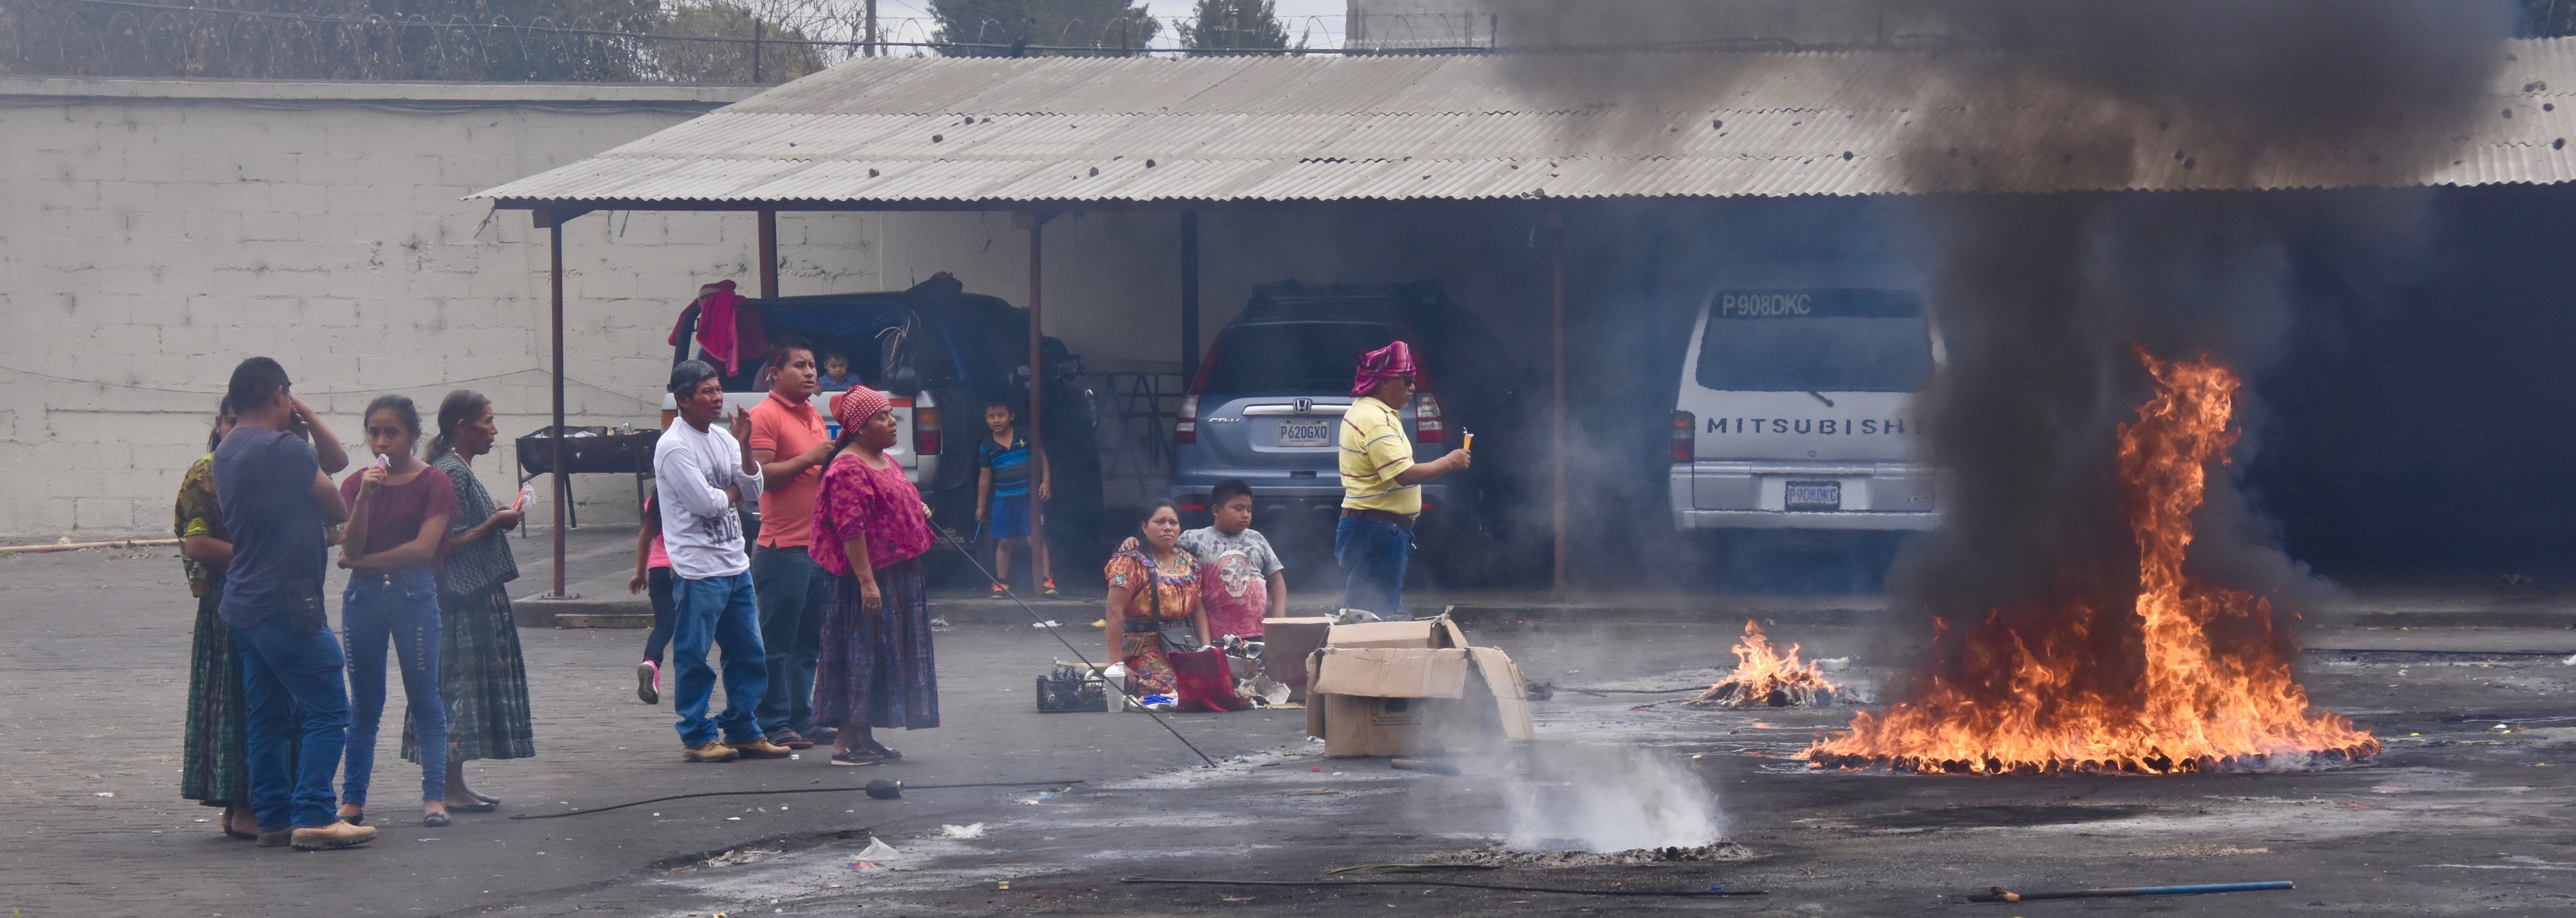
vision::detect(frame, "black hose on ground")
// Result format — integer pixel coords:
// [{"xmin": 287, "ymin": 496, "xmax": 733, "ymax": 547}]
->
[
  {"xmin": 505, "ymin": 780, "xmax": 1083, "ymax": 820},
  {"xmin": 1119, "ymin": 877, "xmax": 1766, "ymax": 897}
]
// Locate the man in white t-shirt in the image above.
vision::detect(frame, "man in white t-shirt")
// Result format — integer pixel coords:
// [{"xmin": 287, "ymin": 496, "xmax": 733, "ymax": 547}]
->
[{"xmin": 654, "ymin": 361, "xmax": 792, "ymax": 764}]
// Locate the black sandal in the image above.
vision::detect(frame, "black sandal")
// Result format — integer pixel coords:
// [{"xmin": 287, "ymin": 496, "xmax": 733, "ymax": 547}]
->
[
  {"xmin": 422, "ymin": 811, "xmax": 451, "ymax": 828},
  {"xmin": 340, "ymin": 808, "xmax": 365, "ymax": 826},
  {"xmin": 829, "ymin": 748, "xmax": 887, "ymax": 766},
  {"xmin": 446, "ymin": 800, "xmax": 498, "ymax": 813},
  {"xmin": 864, "ymin": 740, "xmax": 903, "ymax": 762}
]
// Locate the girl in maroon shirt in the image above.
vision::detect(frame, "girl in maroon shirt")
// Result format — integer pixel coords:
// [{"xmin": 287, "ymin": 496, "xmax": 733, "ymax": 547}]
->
[{"xmin": 335, "ymin": 395, "xmax": 456, "ymax": 828}]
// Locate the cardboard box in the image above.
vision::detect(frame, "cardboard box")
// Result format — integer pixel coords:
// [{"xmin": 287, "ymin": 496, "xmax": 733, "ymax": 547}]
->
[
  {"xmin": 1304, "ymin": 641, "xmax": 1536, "ymax": 758},
  {"xmin": 1260, "ymin": 617, "xmax": 1336, "ymax": 702}
]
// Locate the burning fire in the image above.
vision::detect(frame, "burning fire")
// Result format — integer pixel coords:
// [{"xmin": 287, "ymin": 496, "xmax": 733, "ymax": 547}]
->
[
  {"xmin": 1692, "ymin": 620, "xmax": 1838, "ymax": 708},
  {"xmin": 1804, "ymin": 352, "xmax": 2377, "ymax": 774}
]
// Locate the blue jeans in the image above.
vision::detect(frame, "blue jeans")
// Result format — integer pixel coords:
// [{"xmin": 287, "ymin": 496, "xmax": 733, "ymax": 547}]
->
[
  {"xmin": 1335, "ymin": 515, "xmax": 1413, "ymax": 620},
  {"xmin": 641, "ymin": 567, "xmax": 677, "ymax": 665},
  {"xmin": 752, "ymin": 545, "xmax": 829, "ymax": 737},
  {"xmin": 671, "ymin": 571, "xmax": 769, "ymax": 749},
  {"xmin": 341, "ymin": 570, "xmax": 445, "ymax": 806},
  {"xmin": 234, "ymin": 615, "xmax": 352, "ymax": 832}
]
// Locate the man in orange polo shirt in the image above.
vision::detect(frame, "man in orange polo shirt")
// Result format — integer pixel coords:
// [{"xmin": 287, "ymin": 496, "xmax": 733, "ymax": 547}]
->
[{"xmin": 746, "ymin": 337, "xmax": 840, "ymax": 749}]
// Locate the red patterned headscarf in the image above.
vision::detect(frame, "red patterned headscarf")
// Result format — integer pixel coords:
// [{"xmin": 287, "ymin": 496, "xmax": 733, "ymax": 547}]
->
[
  {"xmin": 1350, "ymin": 340, "xmax": 1418, "ymax": 398},
  {"xmin": 835, "ymin": 385, "xmax": 891, "ymax": 436}
]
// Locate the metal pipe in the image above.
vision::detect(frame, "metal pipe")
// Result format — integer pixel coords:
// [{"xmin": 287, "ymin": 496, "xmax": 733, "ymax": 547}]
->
[
  {"xmin": 1023, "ymin": 212, "xmax": 1048, "ymax": 569},
  {"xmin": 752, "ymin": 19, "xmax": 764, "ymax": 84},
  {"xmin": 1548, "ymin": 210, "xmax": 1566, "ymax": 590},
  {"xmin": 1974, "ymin": 881, "xmax": 2293, "ymax": 903},
  {"xmin": 864, "ymin": 0, "xmax": 877, "ymax": 57},
  {"xmin": 757, "ymin": 209, "xmax": 779, "ymax": 299},
  {"xmin": 549, "ymin": 220, "xmax": 569, "ymax": 598},
  {"xmin": 1180, "ymin": 210, "xmax": 1200, "ymax": 381}
]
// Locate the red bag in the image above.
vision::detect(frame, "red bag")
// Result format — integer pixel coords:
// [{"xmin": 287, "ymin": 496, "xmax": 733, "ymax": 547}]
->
[{"xmin": 1167, "ymin": 646, "xmax": 1251, "ymax": 713}]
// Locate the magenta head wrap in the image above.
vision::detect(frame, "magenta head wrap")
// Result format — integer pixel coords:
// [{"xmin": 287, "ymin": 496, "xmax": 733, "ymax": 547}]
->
[
  {"xmin": 834, "ymin": 385, "xmax": 891, "ymax": 436},
  {"xmin": 1350, "ymin": 340, "xmax": 1419, "ymax": 398}
]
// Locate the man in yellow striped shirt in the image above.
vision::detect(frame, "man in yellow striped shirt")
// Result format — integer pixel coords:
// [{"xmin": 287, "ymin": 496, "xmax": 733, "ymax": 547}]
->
[{"xmin": 1337, "ymin": 341, "xmax": 1469, "ymax": 619}]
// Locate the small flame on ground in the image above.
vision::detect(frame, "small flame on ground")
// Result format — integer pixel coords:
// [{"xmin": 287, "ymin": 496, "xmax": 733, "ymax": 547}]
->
[
  {"xmin": 1690, "ymin": 619, "xmax": 1838, "ymax": 708},
  {"xmin": 1803, "ymin": 351, "xmax": 2378, "ymax": 775}
]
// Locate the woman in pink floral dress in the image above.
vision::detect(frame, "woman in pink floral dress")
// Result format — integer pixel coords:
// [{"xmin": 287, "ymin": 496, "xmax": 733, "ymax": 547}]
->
[{"xmin": 809, "ymin": 387, "xmax": 938, "ymax": 766}]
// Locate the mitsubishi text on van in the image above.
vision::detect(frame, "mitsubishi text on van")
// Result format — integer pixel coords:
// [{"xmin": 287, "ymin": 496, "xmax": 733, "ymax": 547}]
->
[{"xmin": 1670, "ymin": 288, "xmax": 1942, "ymax": 530}]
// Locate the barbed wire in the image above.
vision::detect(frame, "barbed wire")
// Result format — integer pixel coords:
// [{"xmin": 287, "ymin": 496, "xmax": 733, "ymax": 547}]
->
[{"xmin": 0, "ymin": 0, "xmax": 1493, "ymax": 84}]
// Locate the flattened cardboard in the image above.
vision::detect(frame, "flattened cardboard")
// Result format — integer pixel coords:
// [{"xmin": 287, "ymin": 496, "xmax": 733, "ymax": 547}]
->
[
  {"xmin": 1325, "ymin": 618, "xmax": 1469, "ymax": 650},
  {"xmin": 1466, "ymin": 647, "xmax": 1539, "ymax": 741},
  {"xmin": 1262, "ymin": 617, "xmax": 1335, "ymax": 702}
]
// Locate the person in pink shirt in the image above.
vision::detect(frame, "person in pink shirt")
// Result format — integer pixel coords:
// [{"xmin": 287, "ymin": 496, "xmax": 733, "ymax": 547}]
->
[
  {"xmin": 809, "ymin": 386, "xmax": 938, "ymax": 766},
  {"xmin": 629, "ymin": 491, "xmax": 675, "ymax": 704}
]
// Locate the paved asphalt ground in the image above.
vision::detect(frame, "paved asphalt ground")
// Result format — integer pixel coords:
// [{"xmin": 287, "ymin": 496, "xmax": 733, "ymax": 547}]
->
[{"xmin": 5, "ymin": 537, "xmax": 2575, "ymax": 917}]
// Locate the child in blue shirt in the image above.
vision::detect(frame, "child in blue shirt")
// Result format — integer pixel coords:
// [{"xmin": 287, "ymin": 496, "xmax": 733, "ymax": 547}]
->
[{"xmin": 976, "ymin": 401, "xmax": 1054, "ymax": 596}]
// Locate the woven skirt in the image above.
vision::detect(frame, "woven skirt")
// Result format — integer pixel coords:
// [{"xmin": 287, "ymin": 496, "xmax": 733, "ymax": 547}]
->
[
  {"xmin": 812, "ymin": 557, "xmax": 940, "ymax": 731},
  {"xmin": 403, "ymin": 585, "xmax": 535, "ymax": 763},
  {"xmin": 180, "ymin": 590, "xmax": 251, "ymax": 806}
]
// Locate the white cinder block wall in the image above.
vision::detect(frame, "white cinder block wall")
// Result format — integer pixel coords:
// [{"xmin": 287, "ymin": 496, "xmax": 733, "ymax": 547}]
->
[{"xmin": 1, "ymin": 77, "xmax": 1553, "ymax": 538}]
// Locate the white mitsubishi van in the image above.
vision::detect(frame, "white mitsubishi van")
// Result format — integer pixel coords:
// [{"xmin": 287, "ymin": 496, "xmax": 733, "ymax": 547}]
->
[{"xmin": 1669, "ymin": 288, "xmax": 1941, "ymax": 530}]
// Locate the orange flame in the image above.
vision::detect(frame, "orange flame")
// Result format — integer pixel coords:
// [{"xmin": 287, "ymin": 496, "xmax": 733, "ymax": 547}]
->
[
  {"xmin": 1803, "ymin": 351, "xmax": 2376, "ymax": 774},
  {"xmin": 1693, "ymin": 620, "xmax": 1839, "ymax": 708}
]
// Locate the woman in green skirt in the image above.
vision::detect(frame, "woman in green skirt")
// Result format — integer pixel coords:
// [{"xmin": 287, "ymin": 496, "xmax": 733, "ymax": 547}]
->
[
  {"xmin": 402, "ymin": 389, "xmax": 534, "ymax": 808},
  {"xmin": 175, "ymin": 399, "xmax": 255, "ymax": 838}
]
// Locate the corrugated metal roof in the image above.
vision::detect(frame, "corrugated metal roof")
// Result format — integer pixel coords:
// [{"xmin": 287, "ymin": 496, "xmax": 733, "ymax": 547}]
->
[{"xmin": 475, "ymin": 44, "xmax": 2576, "ymax": 207}]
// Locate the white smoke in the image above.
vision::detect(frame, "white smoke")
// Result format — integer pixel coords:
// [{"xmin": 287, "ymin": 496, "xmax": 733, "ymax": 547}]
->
[{"xmin": 1499, "ymin": 745, "xmax": 1723, "ymax": 852}]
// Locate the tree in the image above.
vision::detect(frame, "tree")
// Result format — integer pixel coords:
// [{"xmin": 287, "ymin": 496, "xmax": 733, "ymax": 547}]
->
[
  {"xmin": 656, "ymin": 3, "xmax": 826, "ymax": 84},
  {"xmin": 1181, "ymin": 0, "xmax": 1287, "ymax": 52},
  {"xmin": 925, "ymin": 0, "xmax": 1157, "ymax": 55}
]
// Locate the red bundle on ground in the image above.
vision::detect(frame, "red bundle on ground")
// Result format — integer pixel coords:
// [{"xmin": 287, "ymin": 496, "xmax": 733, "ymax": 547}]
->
[{"xmin": 1168, "ymin": 646, "xmax": 1251, "ymax": 712}]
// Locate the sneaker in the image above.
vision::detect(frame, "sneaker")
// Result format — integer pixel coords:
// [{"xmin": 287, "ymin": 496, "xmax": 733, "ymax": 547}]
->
[
  {"xmin": 989, "ymin": 582, "xmax": 1009, "ymax": 597},
  {"xmin": 1042, "ymin": 579, "xmax": 1059, "ymax": 597},
  {"xmin": 290, "ymin": 820, "xmax": 377, "ymax": 850},
  {"xmin": 772, "ymin": 731, "xmax": 815, "ymax": 750},
  {"xmin": 829, "ymin": 748, "xmax": 888, "ymax": 766},
  {"xmin": 636, "ymin": 660, "xmax": 659, "ymax": 705},
  {"xmin": 683, "ymin": 742, "xmax": 740, "ymax": 763},
  {"xmin": 802, "ymin": 726, "xmax": 838, "ymax": 744},
  {"xmin": 726, "ymin": 738, "xmax": 795, "ymax": 759}
]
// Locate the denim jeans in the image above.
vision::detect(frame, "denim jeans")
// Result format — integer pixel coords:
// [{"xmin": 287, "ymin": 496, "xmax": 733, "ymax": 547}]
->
[
  {"xmin": 671, "ymin": 571, "xmax": 769, "ymax": 749},
  {"xmin": 751, "ymin": 545, "xmax": 829, "ymax": 736},
  {"xmin": 641, "ymin": 567, "xmax": 677, "ymax": 665},
  {"xmin": 1334, "ymin": 515, "xmax": 1414, "ymax": 620},
  {"xmin": 341, "ymin": 569, "xmax": 445, "ymax": 807},
  {"xmin": 234, "ymin": 615, "xmax": 352, "ymax": 832}
]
